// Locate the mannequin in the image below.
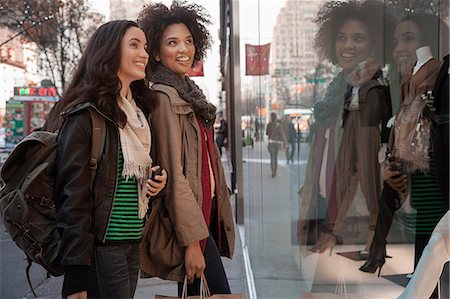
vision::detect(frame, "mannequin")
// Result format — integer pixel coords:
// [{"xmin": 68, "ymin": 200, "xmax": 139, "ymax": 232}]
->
[
  {"xmin": 397, "ymin": 211, "xmax": 450, "ymax": 299},
  {"xmin": 360, "ymin": 16, "xmax": 446, "ymax": 277},
  {"xmin": 413, "ymin": 46, "xmax": 433, "ymax": 75},
  {"xmin": 398, "ymin": 53, "xmax": 450, "ymax": 299}
]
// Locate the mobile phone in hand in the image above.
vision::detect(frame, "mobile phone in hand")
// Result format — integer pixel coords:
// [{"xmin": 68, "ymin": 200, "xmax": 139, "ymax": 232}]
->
[{"xmin": 150, "ymin": 166, "xmax": 163, "ymax": 182}]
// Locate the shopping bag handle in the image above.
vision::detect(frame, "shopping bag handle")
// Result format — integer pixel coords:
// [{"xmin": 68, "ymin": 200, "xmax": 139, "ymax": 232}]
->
[{"xmin": 181, "ymin": 275, "xmax": 211, "ymax": 298}]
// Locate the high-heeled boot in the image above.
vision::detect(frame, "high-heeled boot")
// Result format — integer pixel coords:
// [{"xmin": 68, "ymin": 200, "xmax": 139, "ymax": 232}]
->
[
  {"xmin": 359, "ymin": 238, "xmax": 386, "ymax": 276},
  {"xmin": 397, "ymin": 211, "xmax": 450, "ymax": 299},
  {"xmin": 359, "ymin": 183, "xmax": 400, "ymax": 274}
]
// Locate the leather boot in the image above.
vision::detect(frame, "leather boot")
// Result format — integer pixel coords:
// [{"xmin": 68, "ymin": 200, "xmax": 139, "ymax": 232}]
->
[{"xmin": 359, "ymin": 183, "xmax": 400, "ymax": 275}]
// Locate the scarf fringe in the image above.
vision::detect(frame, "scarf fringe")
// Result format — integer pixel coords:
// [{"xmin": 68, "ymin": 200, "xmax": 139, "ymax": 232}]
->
[
  {"xmin": 122, "ymin": 162, "xmax": 152, "ymax": 183},
  {"xmin": 122, "ymin": 162, "xmax": 152, "ymax": 220}
]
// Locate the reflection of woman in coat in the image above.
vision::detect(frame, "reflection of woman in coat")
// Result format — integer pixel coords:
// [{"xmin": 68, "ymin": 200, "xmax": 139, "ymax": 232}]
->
[
  {"xmin": 138, "ymin": 1, "xmax": 235, "ymax": 296},
  {"xmin": 299, "ymin": 0, "xmax": 389, "ymax": 255},
  {"xmin": 360, "ymin": 14, "xmax": 449, "ymax": 282}
]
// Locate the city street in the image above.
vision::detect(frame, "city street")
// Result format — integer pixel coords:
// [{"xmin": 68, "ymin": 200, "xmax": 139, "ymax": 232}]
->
[{"xmin": 240, "ymin": 139, "xmax": 418, "ymax": 298}]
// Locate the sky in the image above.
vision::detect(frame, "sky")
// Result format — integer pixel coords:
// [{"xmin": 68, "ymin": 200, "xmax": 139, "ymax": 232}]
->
[{"xmin": 88, "ymin": 0, "xmax": 287, "ymax": 105}]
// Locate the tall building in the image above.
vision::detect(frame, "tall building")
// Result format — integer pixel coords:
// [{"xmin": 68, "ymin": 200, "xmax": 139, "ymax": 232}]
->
[
  {"xmin": 109, "ymin": 0, "xmax": 148, "ymax": 21},
  {"xmin": 271, "ymin": 0, "xmax": 325, "ymax": 108}
]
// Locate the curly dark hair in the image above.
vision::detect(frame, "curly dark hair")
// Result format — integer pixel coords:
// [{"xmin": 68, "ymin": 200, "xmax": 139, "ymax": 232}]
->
[
  {"xmin": 314, "ymin": 0, "xmax": 390, "ymax": 65},
  {"xmin": 137, "ymin": 0, "xmax": 212, "ymax": 72},
  {"xmin": 52, "ymin": 20, "xmax": 156, "ymax": 129}
]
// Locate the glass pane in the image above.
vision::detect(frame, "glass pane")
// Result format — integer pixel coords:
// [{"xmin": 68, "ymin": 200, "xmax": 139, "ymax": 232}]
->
[{"xmin": 238, "ymin": 1, "xmax": 449, "ymax": 298}]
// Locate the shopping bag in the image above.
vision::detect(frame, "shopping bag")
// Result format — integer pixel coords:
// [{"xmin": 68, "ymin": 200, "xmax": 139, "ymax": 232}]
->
[{"xmin": 155, "ymin": 276, "xmax": 243, "ymax": 299}]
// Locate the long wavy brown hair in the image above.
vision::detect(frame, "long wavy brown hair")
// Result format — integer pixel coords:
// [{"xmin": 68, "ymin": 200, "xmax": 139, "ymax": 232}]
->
[{"xmin": 46, "ymin": 20, "xmax": 157, "ymax": 131}]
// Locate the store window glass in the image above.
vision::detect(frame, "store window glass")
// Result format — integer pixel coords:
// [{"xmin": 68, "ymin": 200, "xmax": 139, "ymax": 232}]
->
[{"xmin": 238, "ymin": 0, "xmax": 449, "ymax": 298}]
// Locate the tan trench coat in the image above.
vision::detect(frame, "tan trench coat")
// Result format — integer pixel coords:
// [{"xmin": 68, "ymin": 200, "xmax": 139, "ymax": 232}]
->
[{"xmin": 140, "ymin": 84, "xmax": 235, "ymax": 282}]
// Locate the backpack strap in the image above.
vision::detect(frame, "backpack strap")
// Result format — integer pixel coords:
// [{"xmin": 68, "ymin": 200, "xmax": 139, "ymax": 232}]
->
[
  {"xmin": 88, "ymin": 109, "xmax": 106, "ymax": 192},
  {"xmin": 25, "ymin": 258, "xmax": 37, "ymax": 297}
]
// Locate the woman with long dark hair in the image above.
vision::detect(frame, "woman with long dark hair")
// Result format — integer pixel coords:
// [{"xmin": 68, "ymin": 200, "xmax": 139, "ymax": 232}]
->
[
  {"xmin": 53, "ymin": 20, "xmax": 167, "ymax": 298},
  {"xmin": 360, "ymin": 13, "xmax": 449, "ymax": 284}
]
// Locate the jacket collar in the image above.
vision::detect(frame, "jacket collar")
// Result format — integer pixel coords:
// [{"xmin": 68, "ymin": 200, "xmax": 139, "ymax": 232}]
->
[
  {"xmin": 63, "ymin": 102, "xmax": 115, "ymax": 124},
  {"xmin": 153, "ymin": 83, "xmax": 193, "ymax": 115}
]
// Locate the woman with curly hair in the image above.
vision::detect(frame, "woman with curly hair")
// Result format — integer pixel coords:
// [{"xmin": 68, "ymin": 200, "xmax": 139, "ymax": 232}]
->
[
  {"xmin": 299, "ymin": 0, "xmax": 392, "ymax": 255},
  {"xmin": 137, "ymin": 1, "xmax": 235, "ymax": 296}
]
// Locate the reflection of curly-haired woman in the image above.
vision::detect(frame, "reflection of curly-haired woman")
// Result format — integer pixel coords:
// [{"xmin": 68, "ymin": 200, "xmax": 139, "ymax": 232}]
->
[
  {"xmin": 138, "ymin": 1, "xmax": 235, "ymax": 296},
  {"xmin": 299, "ymin": 0, "xmax": 392, "ymax": 255}
]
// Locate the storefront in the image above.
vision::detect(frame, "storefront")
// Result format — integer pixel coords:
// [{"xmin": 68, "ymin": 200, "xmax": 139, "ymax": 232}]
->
[
  {"xmin": 220, "ymin": 0, "xmax": 449, "ymax": 298},
  {"xmin": 5, "ymin": 86, "xmax": 58, "ymax": 147}
]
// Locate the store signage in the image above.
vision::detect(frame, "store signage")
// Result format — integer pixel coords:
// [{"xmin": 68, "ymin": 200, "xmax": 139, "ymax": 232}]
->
[
  {"xmin": 13, "ymin": 86, "xmax": 59, "ymax": 102},
  {"xmin": 14, "ymin": 86, "xmax": 57, "ymax": 97}
]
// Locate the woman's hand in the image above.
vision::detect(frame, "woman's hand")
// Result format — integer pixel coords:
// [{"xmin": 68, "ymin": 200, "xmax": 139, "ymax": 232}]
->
[
  {"xmin": 185, "ymin": 242, "xmax": 206, "ymax": 283},
  {"xmin": 346, "ymin": 57, "xmax": 381, "ymax": 87},
  {"xmin": 383, "ymin": 163, "xmax": 407, "ymax": 192},
  {"xmin": 67, "ymin": 291, "xmax": 87, "ymax": 299},
  {"xmin": 146, "ymin": 166, "xmax": 167, "ymax": 197}
]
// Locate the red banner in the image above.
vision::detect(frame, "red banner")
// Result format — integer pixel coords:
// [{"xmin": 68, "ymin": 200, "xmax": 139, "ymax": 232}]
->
[
  {"xmin": 245, "ymin": 43, "xmax": 270, "ymax": 76},
  {"xmin": 187, "ymin": 60, "xmax": 204, "ymax": 77}
]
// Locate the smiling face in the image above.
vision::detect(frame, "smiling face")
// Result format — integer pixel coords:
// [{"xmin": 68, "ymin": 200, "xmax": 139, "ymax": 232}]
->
[
  {"xmin": 117, "ymin": 26, "xmax": 149, "ymax": 94},
  {"xmin": 335, "ymin": 19, "xmax": 371, "ymax": 74},
  {"xmin": 392, "ymin": 20, "xmax": 424, "ymax": 71},
  {"xmin": 158, "ymin": 23, "xmax": 196, "ymax": 80}
]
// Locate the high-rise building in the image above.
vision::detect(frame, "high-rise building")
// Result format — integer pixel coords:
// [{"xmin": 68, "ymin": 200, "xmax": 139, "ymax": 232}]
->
[
  {"xmin": 271, "ymin": 0, "xmax": 325, "ymax": 108},
  {"xmin": 109, "ymin": 0, "xmax": 148, "ymax": 21}
]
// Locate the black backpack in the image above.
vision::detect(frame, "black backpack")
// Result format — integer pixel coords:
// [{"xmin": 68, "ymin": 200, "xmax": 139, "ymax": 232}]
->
[{"xmin": 0, "ymin": 108, "xmax": 105, "ymax": 295}]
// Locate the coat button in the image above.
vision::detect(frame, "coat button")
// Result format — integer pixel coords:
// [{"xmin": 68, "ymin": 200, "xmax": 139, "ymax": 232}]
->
[{"xmin": 226, "ymin": 226, "xmax": 232, "ymax": 232}]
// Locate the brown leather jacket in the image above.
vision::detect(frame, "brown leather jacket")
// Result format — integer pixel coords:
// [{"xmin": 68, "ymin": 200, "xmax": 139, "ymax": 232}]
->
[{"xmin": 140, "ymin": 84, "xmax": 235, "ymax": 282}]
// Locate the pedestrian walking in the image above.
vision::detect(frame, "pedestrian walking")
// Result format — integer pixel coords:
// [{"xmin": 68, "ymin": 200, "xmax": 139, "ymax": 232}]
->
[
  {"xmin": 138, "ymin": 1, "xmax": 236, "ymax": 296},
  {"xmin": 215, "ymin": 112, "xmax": 228, "ymax": 157},
  {"xmin": 266, "ymin": 112, "xmax": 287, "ymax": 177},
  {"xmin": 53, "ymin": 20, "xmax": 167, "ymax": 299}
]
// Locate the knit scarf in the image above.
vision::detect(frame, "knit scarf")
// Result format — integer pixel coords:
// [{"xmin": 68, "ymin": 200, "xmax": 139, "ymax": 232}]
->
[
  {"xmin": 118, "ymin": 89, "xmax": 153, "ymax": 219},
  {"xmin": 149, "ymin": 63, "xmax": 216, "ymax": 127},
  {"xmin": 197, "ymin": 117, "xmax": 221, "ymax": 252},
  {"xmin": 313, "ymin": 72, "xmax": 348, "ymax": 128},
  {"xmin": 393, "ymin": 59, "xmax": 441, "ymax": 173}
]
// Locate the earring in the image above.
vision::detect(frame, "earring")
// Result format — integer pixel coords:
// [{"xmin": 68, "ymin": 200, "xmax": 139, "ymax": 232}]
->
[{"xmin": 155, "ymin": 56, "xmax": 160, "ymax": 62}]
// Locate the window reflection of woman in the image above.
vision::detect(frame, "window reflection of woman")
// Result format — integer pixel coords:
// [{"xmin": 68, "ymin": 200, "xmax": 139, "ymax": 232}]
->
[
  {"xmin": 360, "ymin": 14, "xmax": 449, "ymax": 283},
  {"xmin": 299, "ymin": 0, "xmax": 391, "ymax": 255}
]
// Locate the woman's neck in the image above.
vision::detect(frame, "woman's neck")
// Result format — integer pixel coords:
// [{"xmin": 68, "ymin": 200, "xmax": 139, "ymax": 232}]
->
[
  {"xmin": 120, "ymin": 85, "xmax": 130, "ymax": 99},
  {"xmin": 413, "ymin": 46, "xmax": 433, "ymax": 75}
]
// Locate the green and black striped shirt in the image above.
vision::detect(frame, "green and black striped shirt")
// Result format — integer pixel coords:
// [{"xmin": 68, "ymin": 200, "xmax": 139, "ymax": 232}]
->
[{"xmin": 105, "ymin": 149, "xmax": 143, "ymax": 241}]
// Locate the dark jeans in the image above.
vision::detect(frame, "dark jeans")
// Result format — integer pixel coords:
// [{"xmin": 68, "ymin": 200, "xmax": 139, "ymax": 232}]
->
[
  {"xmin": 87, "ymin": 243, "xmax": 140, "ymax": 299},
  {"xmin": 216, "ymin": 134, "xmax": 226, "ymax": 156},
  {"xmin": 178, "ymin": 236, "xmax": 231, "ymax": 296},
  {"xmin": 286, "ymin": 141, "xmax": 295, "ymax": 162}
]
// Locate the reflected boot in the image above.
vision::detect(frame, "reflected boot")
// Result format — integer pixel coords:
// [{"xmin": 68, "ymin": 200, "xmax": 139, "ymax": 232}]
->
[
  {"xmin": 309, "ymin": 225, "xmax": 342, "ymax": 255},
  {"xmin": 397, "ymin": 233, "xmax": 449, "ymax": 299},
  {"xmin": 359, "ymin": 239, "xmax": 386, "ymax": 277},
  {"xmin": 360, "ymin": 183, "xmax": 400, "ymax": 275}
]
